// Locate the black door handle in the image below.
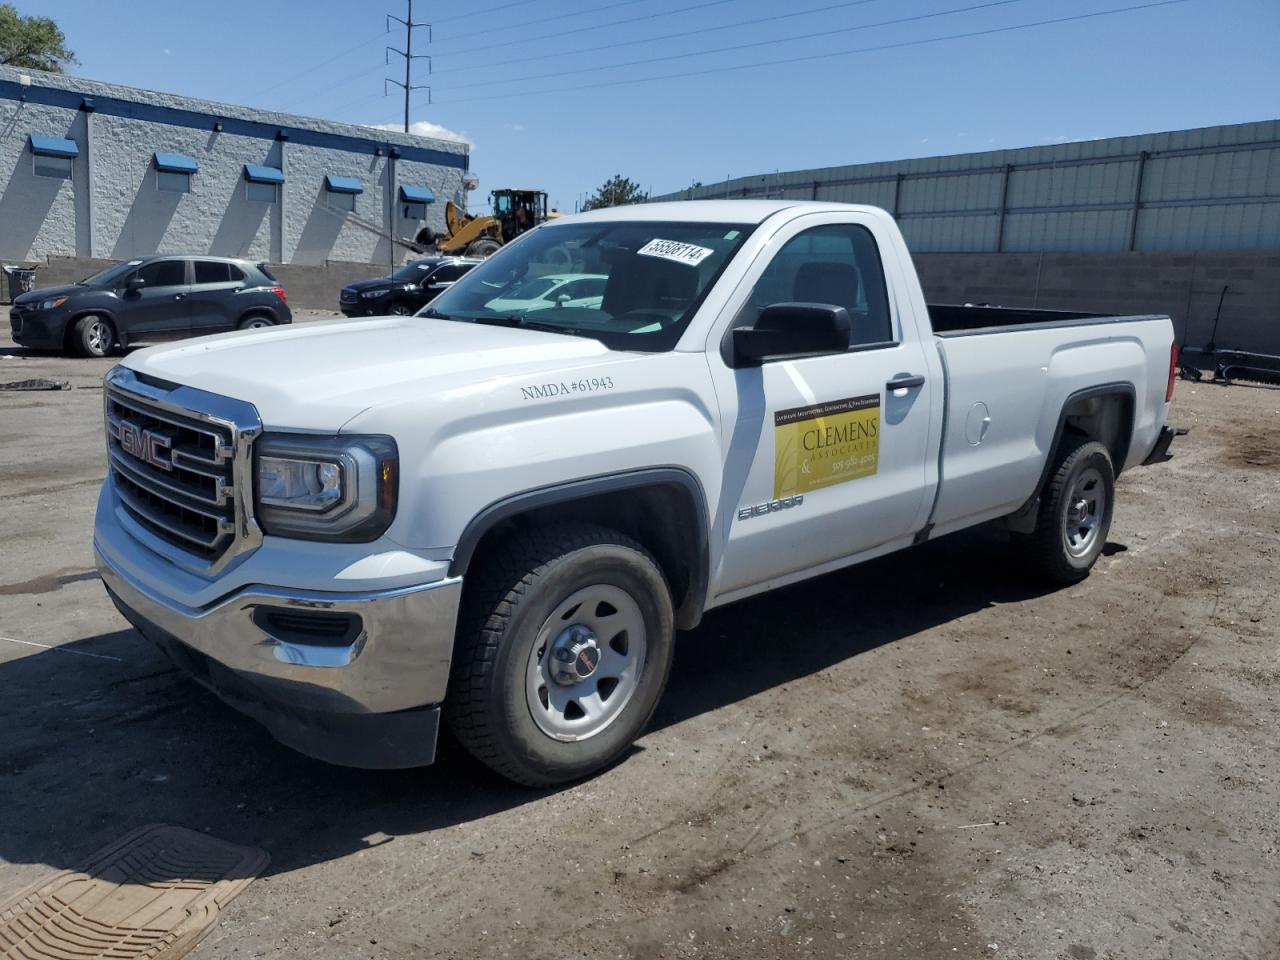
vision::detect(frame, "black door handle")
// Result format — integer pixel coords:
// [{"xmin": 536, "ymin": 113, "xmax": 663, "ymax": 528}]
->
[
  {"xmin": 173, "ymin": 293, "xmax": 185, "ymax": 300},
  {"xmin": 886, "ymin": 374, "xmax": 925, "ymax": 391}
]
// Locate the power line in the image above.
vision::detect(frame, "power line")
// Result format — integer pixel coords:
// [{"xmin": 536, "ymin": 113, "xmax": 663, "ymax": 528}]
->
[
  {"xmin": 254, "ymin": 0, "xmax": 544, "ymax": 103},
  {"xmin": 433, "ymin": 0, "xmax": 545, "ymax": 25},
  {"xmin": 434, "ymin": 0, "xmax": 1031, "ymax": 91},
  {"xmin": 432, "ymin": 0, "xmax": 651, "ymax": 45},
  {"xmin": 432, "ymin": 0, "xmax": 735, "ymax": 54},
  {"xmin": 255, "ymin": 32, "xmax": 388, "ymax": 100},
  {"xmin": 433, "ymin": 0, "xmax": 1188, "ymax": 104},
  {"xmin": 431, "ymin": 0, "xmax": 890, "ymax": 76},
  {"xmin": 317, "ymin": 0, "xmax": 739, "ymax": 117}
]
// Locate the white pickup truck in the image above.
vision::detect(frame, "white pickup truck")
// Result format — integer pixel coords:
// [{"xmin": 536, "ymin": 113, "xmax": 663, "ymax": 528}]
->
[{"xmin": 94, "ymin": 201, "xmax": 1183, "ymax": 785}]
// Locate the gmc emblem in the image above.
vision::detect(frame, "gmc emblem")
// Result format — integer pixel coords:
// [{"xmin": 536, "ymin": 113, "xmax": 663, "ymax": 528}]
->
[{"xmin": 115, "ymin": 418, "xmax": 174, "ymax": 471}]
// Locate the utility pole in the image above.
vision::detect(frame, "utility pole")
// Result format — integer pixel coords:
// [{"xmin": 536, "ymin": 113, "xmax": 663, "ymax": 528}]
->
[{"xmin": 386, "ymin": 0, "xmax": 431, "ymax": 133}]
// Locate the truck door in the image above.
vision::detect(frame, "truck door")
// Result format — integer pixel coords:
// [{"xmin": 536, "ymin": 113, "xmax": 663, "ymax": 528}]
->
[{"xmin": 708, "ymin": 217, "xmax": 936, "ymax": 598}]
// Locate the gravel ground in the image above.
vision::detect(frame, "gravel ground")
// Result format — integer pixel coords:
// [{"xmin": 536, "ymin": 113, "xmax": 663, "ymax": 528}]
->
[{"xmin": 0, "ymin": 327, "xmax": 1277, "ymax": 960}]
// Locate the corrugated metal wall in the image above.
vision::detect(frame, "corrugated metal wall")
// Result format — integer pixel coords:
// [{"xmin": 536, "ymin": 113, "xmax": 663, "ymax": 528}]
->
[{"xmin": 653, "ymin": 120, "xmax": 1280, "ymax": 252}]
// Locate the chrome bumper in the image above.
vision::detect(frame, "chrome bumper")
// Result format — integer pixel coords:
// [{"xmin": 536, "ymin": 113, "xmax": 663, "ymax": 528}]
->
[{"xmin": 96, "ymin": 546, "xmax": 464, "ymax": 768}]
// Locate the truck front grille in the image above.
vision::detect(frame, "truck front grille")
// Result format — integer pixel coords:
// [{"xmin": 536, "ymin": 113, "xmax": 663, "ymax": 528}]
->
[{"xmin": 104, "ymin": 368, "xmax": 262, "ymax": 574}]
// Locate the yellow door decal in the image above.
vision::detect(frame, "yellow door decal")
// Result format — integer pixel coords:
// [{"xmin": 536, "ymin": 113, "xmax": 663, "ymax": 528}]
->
[{"xmin": 774, "ymin": 393, "xmax": 880, "ymax": 498}]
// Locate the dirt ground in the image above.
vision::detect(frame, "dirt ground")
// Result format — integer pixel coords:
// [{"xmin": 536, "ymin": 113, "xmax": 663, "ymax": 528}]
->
[{"xmin": 1, "ymin": 327, "xmax": 1277, "ymax": 960}]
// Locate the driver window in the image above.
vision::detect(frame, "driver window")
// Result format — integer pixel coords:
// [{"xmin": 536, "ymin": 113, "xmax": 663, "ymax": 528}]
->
[{"xmin": 751, "ymin": 224, "xmax": 892, "ymax": 347}]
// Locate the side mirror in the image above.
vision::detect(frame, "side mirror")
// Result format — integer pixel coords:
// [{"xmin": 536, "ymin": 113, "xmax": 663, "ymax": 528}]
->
[
  {"xmin": 126, "ymin": 276, "xmax": 147, "ymax": 293},
  {"xmin": 556, "ymin": 293, "xmax": 572, "ymax": 305},
  {"xmin": 728, "ymin": 303, "xmax": 851, "ymax": 368}
]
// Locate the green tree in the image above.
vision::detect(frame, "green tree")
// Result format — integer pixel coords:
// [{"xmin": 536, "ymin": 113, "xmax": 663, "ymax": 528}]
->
[
  {"xmin": 0, "ymin": 4, "xmax": 76, "ymax": 72},
  {"xmin": 583, "ymin": 175, "xmax": 648, "ymax": 211}
]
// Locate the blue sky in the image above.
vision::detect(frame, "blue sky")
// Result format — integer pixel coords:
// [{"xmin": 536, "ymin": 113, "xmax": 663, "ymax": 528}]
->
[{"xmin": 32, "ymin": 0, "xmax": 1280, "ymax": 211}]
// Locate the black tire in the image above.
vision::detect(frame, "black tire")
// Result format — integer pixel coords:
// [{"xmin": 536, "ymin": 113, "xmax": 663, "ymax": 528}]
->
[
  {"xmin": 73, "ymin": 314, "xmax": 115, "ymax": 357},
  {"xmin": 1028, "ymin": 436, "xmax": 1116, "ymax": 584},
  {"xmin": 445, "ymin": 523, "xmax": 675, "ymax": 786},
  {"xmin": 237, "ymin": 314, "xmax": 274, "ymax": 331},
  {"xmin": 465, "ymin": 238, "xmax": 502, "ymax": 258}
]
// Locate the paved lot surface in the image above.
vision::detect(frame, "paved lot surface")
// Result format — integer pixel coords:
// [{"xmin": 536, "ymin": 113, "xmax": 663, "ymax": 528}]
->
[{"xmin": 1, "ymin": 325, "xmax": 1277, "ymax": 960}]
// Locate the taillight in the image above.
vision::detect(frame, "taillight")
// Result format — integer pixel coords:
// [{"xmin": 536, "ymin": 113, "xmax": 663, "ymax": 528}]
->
[
  {"xmin": 1166, "ymin": 342, "xmax": 1178, "ymax": 403},
  {"xmin": 271, "ymin": 286, "xmax": 288, "ymax": 304}
]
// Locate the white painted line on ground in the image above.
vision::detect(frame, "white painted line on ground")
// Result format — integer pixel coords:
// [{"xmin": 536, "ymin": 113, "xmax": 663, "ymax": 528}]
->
[{"xmin": 0, "ymin": 635, "xmax": 123, "ymax": 662}]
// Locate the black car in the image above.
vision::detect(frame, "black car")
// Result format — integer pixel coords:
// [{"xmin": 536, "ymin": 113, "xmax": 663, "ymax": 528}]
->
[
  {"xmin": 339, "ymin": 256, "xmax": 480, "ymax": 317},
  {"xmin": 9, "ymin": 256, "xmax": 291, "ymax": 357}
]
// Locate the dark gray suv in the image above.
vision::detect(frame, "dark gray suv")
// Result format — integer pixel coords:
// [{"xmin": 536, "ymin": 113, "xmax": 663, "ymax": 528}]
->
[{"xmin": 9, "ymin": 256, "xmax": 292, "ymax": 357}]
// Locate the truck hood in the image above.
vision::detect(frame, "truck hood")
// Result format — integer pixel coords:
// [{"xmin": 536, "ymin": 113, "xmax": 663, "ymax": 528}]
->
[{"xmin": 122, "ymin": 316, "xmax": 621, "ymax": 431}]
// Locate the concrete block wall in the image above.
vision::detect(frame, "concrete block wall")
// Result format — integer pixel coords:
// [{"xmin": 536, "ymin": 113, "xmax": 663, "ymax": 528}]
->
[
  {"xmin": 0, "ymin": 100, "xmax": 86, "ymax": 260},
  {"xmin": 0, "ymin": 65, "xmax": 469, "ymax": 266},
  {"xmin": 913, "ymin": 250, "xmax": 1280, "ymax": 353}
]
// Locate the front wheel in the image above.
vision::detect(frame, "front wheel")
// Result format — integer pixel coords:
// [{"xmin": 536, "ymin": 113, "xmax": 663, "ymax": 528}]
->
[
  {"xmin": 445, "ymin": 524, "xmax": 675, "ymax": 786},
  {"xmin": 1027, "ymin": 437, "xmax": 1116, "ymax": 583},
  {"xmin": 73, "ymin": 315, "xmax": 115, "ymax": 357}
]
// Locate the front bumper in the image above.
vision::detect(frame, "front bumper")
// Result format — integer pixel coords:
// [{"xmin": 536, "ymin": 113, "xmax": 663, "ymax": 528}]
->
[
  {"xmin": 9, "ymin": 307, "xmax": 64, "ymax": 348},
  {"xmin": 96, "ymin": 545, "xmax": 464, "ymax": 769}
]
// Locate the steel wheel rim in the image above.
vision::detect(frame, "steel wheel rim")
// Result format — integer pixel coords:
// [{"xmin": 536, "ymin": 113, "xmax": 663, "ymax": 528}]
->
[
  {"xmin": 390, "ymin": 303, "xmax": 409, "ymax": 316},
  {"xmin": 88, "ymin": 319, "xmax": 110, "ymax": 354},
  {"xmin": 1063, "ymin": 466, "xmax": 1106, "ymax": 558},
  {"xmin": 526, "ymin": 584, "xmax": 647, "ymax": 742},
  {"xmin": 246, "ymin": 318, "xmax": 270, "ymax": 329}
]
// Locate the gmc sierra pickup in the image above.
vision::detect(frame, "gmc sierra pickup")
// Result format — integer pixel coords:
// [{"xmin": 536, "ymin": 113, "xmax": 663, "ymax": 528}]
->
[{"xmin": 94, "ymin": 201, "xmax": 1183, "ymax": 785}]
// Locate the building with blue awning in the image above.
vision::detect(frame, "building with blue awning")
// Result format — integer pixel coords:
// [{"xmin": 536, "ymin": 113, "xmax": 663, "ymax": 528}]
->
[{"xmin": 0, "ymin": 63, "xmax": 471, "ymax": 267}]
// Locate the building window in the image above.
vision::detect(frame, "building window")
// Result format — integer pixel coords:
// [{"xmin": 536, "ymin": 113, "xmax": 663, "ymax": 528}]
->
[
  {"xmin": 247, "ymin": 180, "xmax": 278, "ymax": 203},
  {"xmin": 402, "ymin": 201, "xmax": 427, "ymax": 220},
  {"xmin": 34, "ymin": 154, "xmax": 73, "ymax": 179},
  {"xmin": 324, "ymin": 175, "xmax": 362, "ymax": 213},
  {"xmin": 157, "ymin": 170, "xmax": 191, "ymax": 193}
]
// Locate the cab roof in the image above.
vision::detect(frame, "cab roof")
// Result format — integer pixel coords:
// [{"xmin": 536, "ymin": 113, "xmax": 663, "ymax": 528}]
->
[{"xmin": 565, "ymin": 199, "xmax": 887, "ymax": 225}]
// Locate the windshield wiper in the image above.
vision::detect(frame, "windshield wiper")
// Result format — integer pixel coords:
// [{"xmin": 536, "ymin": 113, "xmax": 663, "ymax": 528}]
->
[
  {"xmin": 418, "ymin": 307, "xmax": 453, "ymax": 320},
  {"xmin": 473, "ymin": 315, "xmax": 588, "ymax": 338}
]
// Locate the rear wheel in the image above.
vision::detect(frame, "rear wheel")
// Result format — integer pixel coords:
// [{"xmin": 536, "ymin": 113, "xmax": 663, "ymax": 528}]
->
[
  {"xmin": 237, "ymin": 314, "xmax": 274, "ymax": 331},
  {"xmin": 1028, "ymin": 437, "xmax": 1115, "ymax": 583},
  {"xmin": 465, "ymin": 238, "xmax": 502, "ymax": 258},
  {"xmin": 73, "ymin": 315, "xmax": 115, "ymax": 357},
  {"xmin": 445, "ymin": 523, "xmax": 675, "ymax": 786}
]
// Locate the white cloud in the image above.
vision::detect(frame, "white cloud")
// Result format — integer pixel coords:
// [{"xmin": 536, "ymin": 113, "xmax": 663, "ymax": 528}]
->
[
  {"xmin": 368, "ymin": 120, "xmax": 472, "ymax": 146},
  {"xmin": 163, "ymin": 48, "xmax": 171, "ymax": 55}
]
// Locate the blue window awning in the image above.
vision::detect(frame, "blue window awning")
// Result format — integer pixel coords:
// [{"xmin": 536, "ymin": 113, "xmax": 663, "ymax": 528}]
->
[
  {"xmin": 244, "ymin": 164, "xmax": 285, "ymax": 184},
  {"xmin": 325, "ymin": 175, "xmax": 363, "ymax": 195},
  {"xmin": 153, "ymin": 152, "xmax": 199, "ymax": 174},
  {"xmin": 30, "ymin": 136, "xmax": 79, "ymax": 158},
  {"xmin": 399, "ymin": 184, "xmax": 436, "ymax": 204}
]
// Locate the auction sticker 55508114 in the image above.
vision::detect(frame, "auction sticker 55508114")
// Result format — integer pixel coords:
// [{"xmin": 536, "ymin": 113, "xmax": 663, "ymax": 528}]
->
[{"xmin": 774, "ymin": 393, "xmax": 880, "ymax": 498}]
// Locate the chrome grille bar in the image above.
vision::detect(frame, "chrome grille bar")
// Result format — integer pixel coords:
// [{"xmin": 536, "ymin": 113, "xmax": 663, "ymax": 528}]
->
[{"xmin": 103, "ymin": 366, "xmax": 263, "ymax": 576}]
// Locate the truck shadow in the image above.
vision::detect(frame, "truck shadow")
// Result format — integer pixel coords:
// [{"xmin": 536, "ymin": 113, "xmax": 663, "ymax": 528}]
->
[{"xmin": 0, "ymin": 527, "xmax": 1068, "ymax": 882}]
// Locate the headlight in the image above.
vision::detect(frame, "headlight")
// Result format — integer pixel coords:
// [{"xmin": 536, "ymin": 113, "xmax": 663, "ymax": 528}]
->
[
  {"xmin": 361, "ymin": 289, "xmax": 390, "ymax": 299},
  {"xmin": 255, "ymin": 434, "xmax": 397, "ymax": 541},
  {"xmin": 40, "ymin": 296, "xmax": 68, "ymax": 310}
]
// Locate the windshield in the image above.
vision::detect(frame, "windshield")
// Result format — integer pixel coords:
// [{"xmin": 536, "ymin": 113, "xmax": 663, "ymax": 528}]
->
[
  {"xmin": 79, "ymin": 259, "xmax": 143, "ymax": 287},
  {"xmin": 391, "ymin": 261, "xmax": 435, "ymax": 282},
  {"xmin": 420, "ymin": 220, "xmax": 755, "ymax": 351}
]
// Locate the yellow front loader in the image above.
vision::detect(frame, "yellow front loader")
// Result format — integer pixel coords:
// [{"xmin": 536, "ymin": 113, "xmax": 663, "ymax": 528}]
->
[{"xmin": 431, "ymin": 189, "xmax": 553, "ymax": 258}]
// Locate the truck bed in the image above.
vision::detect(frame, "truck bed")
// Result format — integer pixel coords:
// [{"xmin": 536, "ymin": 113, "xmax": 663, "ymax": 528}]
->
[{"xmin": 928, "ymin": 303, "xmax": 1133, "ymax": 336}]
